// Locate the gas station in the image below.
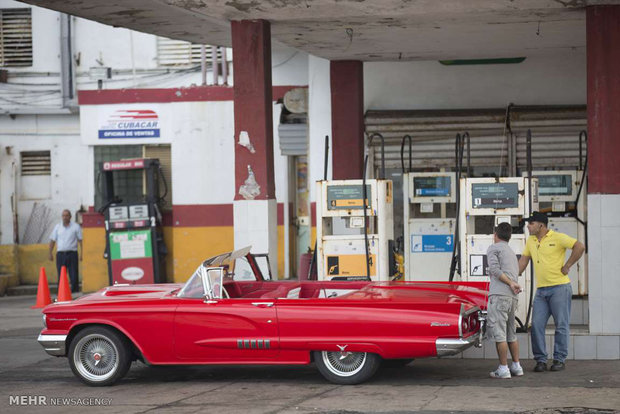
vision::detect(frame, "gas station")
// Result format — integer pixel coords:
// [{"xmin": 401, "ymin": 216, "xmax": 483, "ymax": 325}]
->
[{"xmin": 1, "ymin": 0, "xmax": 619, "ymax": 357}]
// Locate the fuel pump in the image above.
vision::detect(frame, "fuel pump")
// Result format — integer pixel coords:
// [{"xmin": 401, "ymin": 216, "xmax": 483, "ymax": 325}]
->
[
  {"xmin": 522, "ymin": 132, "xmax": 588, "ymax": 295},
  {"xmin": 99, "ymin": 158, "xmax": 167, "ymax": 285},
  {"xmin": 403, "ymin": 172, "xmax": 457, "ymax": 281},
  {"xmin": 457, "ymin": 176, "xmax": 538, "ymax": 324},
  {"xmin": 315, "ymin": 134, "xmax": 395, "ymax": 281}
]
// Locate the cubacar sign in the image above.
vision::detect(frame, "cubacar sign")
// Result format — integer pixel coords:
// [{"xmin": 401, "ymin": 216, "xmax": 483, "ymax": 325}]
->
[{"xmin": 98, "ymin": 109, "xmax": 160, "ymax": 139}]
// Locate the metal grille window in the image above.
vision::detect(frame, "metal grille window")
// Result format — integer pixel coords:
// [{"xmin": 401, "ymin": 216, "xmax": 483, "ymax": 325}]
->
[
  {"xmin": 21, "ymin": 151, "xmax": 51, "ymax": 176},
  {"xmin": 156, "ymin": 36, "xmax": 222, "ymax": 67},
  {"xmin": 0, "ymin": 8, "xmax": 33, "ymax": 67},
  {"xmin": 94, "ymin": 145, "xmax": 143, "ymax": 211}
]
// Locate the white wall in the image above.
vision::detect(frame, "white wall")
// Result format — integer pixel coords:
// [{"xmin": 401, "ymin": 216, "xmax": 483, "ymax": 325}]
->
[
  {"xmin": 0, "ymin": 114, "xmax": 88, "ymax": 245},
  {"xmin": 587, "ymin": 194, "xmax": 620, "ymax": 335},
  {"xmin": 170, "ymin": 101, "xmax": 235, "ymax": 205},
  {"xmin": 364, "ymin": 53, "xmax": 586, "ymax": 110},
  {"xmin": 307, "ymin": 55, "xmax": 333, "ymax": 203}
]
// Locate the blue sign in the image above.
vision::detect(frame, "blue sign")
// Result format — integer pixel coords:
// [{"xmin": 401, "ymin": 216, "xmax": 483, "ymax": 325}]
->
[{"xmin": 411, "ymin": 234, "xmax": 453, "ymax": 253}]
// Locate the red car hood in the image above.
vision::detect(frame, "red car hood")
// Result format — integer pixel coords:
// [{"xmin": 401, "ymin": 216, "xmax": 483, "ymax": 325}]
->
[{"xmin": 73, "ymin": 284, "xmax": 183, "ymax": 303}]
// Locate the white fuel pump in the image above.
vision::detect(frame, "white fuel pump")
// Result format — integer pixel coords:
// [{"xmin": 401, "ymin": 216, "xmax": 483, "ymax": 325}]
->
[
  {"xmin": 457, "ymin": 176, "xmax": 539, "ymax": 324},
  {"xmin": 403, "ymin": 172, "xmax": 457, "ymax": 281},
  {"xmin": 315, "ymin": 179, "xmax": 394, "ymax": 281},
  {"xmin": 522, "ymin": 170, "xmax": 587, "ymax": 295}
]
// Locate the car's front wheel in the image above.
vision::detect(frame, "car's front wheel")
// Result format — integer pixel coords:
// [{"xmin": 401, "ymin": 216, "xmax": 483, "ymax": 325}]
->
[
  {"xmin": 68, "ymin": 326, "xmax": 132, "ymax": 386},
  {"xmin": 313, "ymin": 350, "xmax": 381, "ymax": 385}
]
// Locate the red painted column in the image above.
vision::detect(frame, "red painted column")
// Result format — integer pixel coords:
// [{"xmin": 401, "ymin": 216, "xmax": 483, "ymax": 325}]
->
[
  {"xmin": 231, "ymin": 19, "xmax": 274, "ymax": 199},
  {"xmin": 587, "ymin": 6, "xmax": 620, "ymax": 194},
  {"xmin": 330, "ymin": 61, "xmax": 364, "ymax": 180}
]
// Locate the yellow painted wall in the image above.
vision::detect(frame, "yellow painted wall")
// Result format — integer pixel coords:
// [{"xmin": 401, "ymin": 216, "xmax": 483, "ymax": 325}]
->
[
  {"xmin": 0, "ymin": 244, "xmax": 19, "ymax": 287},
  {"xmin": 80, "ymin": 223, "xmax": 289, "ymax": 290},
  {"xmin": 17, "ymin": 244, "xmax": 59, "ymax": 285},
  {"xmin": 170, "ymin": 226, "xmax": 234, "ymax": 283},
  {"xmin": 82, "ymin": 227, "xmax": 109, "ymax": 293}
]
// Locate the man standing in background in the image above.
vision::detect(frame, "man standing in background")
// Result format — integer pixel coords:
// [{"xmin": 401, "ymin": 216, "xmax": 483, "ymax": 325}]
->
[{"xmin": 49, "ymin": 209, "xmax": 83, "ymax": 293}]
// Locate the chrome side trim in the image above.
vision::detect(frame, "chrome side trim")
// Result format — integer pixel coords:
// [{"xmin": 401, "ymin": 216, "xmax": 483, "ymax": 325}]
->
[{"xmin": 37, "ymin": 334, "xmax": 67, "ymax": 357}]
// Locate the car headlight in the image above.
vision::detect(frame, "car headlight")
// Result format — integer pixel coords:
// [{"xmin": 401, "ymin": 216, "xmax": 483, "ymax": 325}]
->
[{"xmin": 42, "ymin": 314, "xmax": 47, "ymax": 329}]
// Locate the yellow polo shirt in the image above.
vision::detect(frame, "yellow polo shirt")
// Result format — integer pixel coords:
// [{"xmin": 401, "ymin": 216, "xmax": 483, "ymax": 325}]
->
[{"xmin": 523, "ymin": 229, "xmax": 577, "ymax": 288}]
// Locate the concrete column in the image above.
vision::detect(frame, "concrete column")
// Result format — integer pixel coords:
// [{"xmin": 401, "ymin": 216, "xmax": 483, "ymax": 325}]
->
[
  {"xmin": 586, "ymin": 5, "xmax": 620, "ymax": 334},
  {"xmin": 231, "ymin": 20, "xmax": 277, "ymax": 277},
  {"xmin": 330, "ymin": 61, "xmax": 364, "ymax": 180}
]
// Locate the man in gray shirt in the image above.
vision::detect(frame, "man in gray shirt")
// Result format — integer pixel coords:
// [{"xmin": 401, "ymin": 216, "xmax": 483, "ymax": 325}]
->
[
  {"xmin": 49, "ymin": 209, "xmax": 82, "ymax": 293},
  {"xmin": 486, "ymin": 222, "xmax": 522, "ymax": 379}
]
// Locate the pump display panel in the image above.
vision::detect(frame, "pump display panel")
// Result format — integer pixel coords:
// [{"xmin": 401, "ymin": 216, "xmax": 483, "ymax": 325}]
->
[
  {"xmin": 409, "ymin": 172, "xmax": 456, "ymax": 203},
  {"xmin": 326, "ymin": 185, "xmax": 372, "ymax": 210},
  {"xmin": 527, "ymin": 171, "xmax": 578, "ymax": 202},
  {"xmin": 471, "ymin": 183, "xmax": 519, "ymax": 209}
]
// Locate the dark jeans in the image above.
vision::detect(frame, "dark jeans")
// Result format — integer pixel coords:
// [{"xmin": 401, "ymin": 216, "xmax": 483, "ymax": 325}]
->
[{"xmin": 56, "ymin": 251, "xmax": 79, "ymax": 293}]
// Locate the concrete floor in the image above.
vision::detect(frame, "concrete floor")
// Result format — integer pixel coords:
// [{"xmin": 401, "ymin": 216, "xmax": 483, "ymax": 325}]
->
[{"xmin": 1, "ymin": 295, "xmax": 619, "ymax": 414}]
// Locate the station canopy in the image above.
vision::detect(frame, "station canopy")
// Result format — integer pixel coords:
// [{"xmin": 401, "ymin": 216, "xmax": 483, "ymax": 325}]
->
[{"xmin": 20, "ymin": 0, "xmax": 618, "ymax": 62}]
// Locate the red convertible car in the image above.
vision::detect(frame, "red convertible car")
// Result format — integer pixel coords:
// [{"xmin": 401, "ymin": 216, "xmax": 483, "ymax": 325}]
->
[{"xmin": 38, "ymin": 247, "xmax": 488, "ymax": 386}]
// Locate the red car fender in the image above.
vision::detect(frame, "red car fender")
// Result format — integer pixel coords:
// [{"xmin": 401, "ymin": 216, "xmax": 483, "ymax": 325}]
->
[{"xmin": 67, "ymin": 319, "xmax": 151, "ymax": 363}]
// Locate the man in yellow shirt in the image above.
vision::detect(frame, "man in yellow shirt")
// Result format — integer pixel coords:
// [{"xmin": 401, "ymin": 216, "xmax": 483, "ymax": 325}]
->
[{"xmin": 518, "ymin": 211, "xmax": 585, "ymax": 373}]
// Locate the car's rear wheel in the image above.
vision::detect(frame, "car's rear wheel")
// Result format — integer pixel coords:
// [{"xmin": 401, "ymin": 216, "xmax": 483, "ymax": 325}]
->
[
  {"xmin": 313, "ymin": 350, "xmax": 381, "ymax": 385},
  {"xmin": 68, "ymin": 326, "xmax": 132, "ymax": 386}
]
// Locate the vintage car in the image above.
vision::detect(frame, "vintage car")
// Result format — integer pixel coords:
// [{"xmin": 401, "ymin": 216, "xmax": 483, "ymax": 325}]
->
[{"xmin": 38, "ymin": 247, "xmax": 488, "ymax": 386}]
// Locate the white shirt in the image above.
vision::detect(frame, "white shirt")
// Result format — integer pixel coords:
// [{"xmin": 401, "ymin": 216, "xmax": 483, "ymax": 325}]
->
[{"xmin": 50, "ymin": 221, "xmax": 82, "ymax": 252}]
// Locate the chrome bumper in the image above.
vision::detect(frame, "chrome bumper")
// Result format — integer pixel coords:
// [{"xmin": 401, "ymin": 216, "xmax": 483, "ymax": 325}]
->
[
  {"xmin": 436, "ymin": 311, "xmax": 486, "ymax": 357},
  {"xmin": 38, "ymin": 334, "xmax": 67, "ymax": 357}
]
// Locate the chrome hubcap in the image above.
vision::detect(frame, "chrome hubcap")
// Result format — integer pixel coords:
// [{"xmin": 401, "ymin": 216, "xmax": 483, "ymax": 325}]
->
[
  {"xmin": 73, "ymin": 334, "xmax": 119, "ymax": 382},
  {"xmin": 322, "ymin": 351, "xmax": 367, "ymax": 377}
]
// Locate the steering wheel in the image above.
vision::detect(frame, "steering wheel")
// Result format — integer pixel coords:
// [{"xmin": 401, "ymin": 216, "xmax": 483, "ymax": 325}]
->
[{"xmin": 221, "ymin": 285, "xmax": 230, "ymax": 299}]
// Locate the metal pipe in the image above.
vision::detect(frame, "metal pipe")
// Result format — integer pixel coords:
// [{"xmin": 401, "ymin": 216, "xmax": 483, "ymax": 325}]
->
[
  {"xmin": 211, "ymin": 45, "xmax": 219, "ymax": 85},
  {"xmin": 221, "ymin": 47, "xmax": 228, "ymax": 85},
  {"xmin": 400, "ymin": 134, "xmax": 412, "ymax": 174},
  {"xmin": 369, "ymin": 133, "xmax": 386, "ymax": 179},
  {"xmin": 201, "ymin": 45, "xmax": 207, "ymax": 86}
]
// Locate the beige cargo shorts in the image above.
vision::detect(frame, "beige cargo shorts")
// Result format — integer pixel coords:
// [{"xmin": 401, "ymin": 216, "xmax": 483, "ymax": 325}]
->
[{"xmin": 486, "ymin": 295, "xmax": 518, "ymax": 343}]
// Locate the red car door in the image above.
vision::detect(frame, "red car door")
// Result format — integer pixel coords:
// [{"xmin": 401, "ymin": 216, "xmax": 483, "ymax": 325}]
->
[{"xmin": 173, "ymin": 298, "xmax": 279, "ymax": 361}]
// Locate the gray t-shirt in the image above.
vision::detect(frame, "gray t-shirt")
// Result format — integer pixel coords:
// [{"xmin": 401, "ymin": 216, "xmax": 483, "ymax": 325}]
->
[{"xmin": 486, "ymin": 241, "xmax": 519, "ymax": 298}]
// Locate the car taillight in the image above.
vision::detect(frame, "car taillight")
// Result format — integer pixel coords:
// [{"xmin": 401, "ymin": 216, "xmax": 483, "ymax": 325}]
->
[
  {"xmin": 461, "ymin": 318, "xmax": 469, "ymax": 332},
  {"xmin": 469, "ymin": 314, "xmax": 478, "ymax": 331}
]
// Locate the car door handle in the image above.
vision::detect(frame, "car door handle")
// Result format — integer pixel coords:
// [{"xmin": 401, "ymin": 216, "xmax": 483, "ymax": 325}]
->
[{"xmin": 251, "ymin": 302, "xmax": 274, "ymax": 307}]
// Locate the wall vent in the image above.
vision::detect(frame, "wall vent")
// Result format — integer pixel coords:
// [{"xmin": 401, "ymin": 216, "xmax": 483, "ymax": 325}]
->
[
  {"xmin": 0, "ymin": 8, "xmax": 33, "ymax": 67},
  {"xmin": 21, "ymin": 151, "xmax": 51, "ymax": 176}
]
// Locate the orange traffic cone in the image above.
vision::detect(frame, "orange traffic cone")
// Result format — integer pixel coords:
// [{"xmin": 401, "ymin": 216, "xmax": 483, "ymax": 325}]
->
[
  {"xmin": 57, "ymin": 266, "xmax": 72, "ymax": 302},
  {"xmin": 32, "ymin": 267, "xmax": 52, "ymax": 309}
]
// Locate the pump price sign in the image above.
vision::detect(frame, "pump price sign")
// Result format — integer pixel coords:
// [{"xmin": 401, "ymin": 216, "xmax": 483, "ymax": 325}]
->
[
  {"xmin": 471, "ymin": 183, "xmax": 519, "ymax": 209},
  {"xmin": 326, "ymin": 185, "xmax": 371, "ymax": 210},
  {"xmin": 108, "ymin": 229, "xmax": 155, "ymax": 284}
]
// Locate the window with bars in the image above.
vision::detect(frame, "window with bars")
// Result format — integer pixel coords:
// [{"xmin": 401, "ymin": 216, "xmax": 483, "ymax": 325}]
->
[
  {"xmin": 156, "ymin": 36, "xmax": 223, "ymax": 67},
  {"xmin": 0, "ymin": 8, "xmax": 33, "ymax": 67},
  {"xmin": 94, "ymin": 145, "xmax": 172, "ymax": 211},
  {"xmin": 21, "ymin": 151, "xmax": 51, "ymax": 175},
  {"xmin": 94, "ymin": 146, "xmax": 143, "ymax": 211}
]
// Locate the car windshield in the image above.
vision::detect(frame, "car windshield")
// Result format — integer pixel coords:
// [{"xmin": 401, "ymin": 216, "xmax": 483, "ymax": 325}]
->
[
  {"xmin": 177, "ymin": 246, "xmax": 271, "ymax": 299},
  {"xmin": 176, "ymin": 266, "xmax": 205, "ymax": 298}
]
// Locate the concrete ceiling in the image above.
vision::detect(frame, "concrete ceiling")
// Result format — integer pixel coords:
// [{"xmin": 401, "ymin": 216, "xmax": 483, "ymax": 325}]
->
[{"xmin": 19, "ymin": 0, "xmax": 620, "ymax": 61}]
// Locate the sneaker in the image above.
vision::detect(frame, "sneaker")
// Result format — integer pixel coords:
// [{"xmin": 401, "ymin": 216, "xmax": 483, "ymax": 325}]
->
[
  {"xmin": 550, "ymin": 360, "xmax": 565, "ymax": 371},
  {"xmin": 489, "ymin": 368, "xmax": 511, "ymax": 379},
  {"xmin": 510, "ymin": 364, "xmax": 524, "ymax": 376},
  {"xmin": 534, "ymin": 361, "xmax": 547, "ymax": 372}
]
